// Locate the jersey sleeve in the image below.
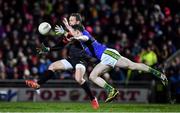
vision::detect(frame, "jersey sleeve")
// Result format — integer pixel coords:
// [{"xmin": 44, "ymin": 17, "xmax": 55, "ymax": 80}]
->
[
  {"xmin": 82, "ymin": 30, "xmax": 91, "ymax": 40},
  {"xmin": 50, "ymin": 32, "xmax": 73, "ymax": 51}
]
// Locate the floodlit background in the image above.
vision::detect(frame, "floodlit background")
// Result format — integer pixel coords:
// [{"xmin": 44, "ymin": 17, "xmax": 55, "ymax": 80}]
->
[{"xmin": 0, "ymin": 0, "xmax": 179, "ymax": 105}]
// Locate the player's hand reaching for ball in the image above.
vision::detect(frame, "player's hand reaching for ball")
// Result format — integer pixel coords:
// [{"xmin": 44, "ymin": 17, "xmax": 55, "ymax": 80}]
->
[
  {"xmin": 55, "ymin": 25, "xmax": 66, "ymax": 35},
  {"xmin": 63, "ymin": 18, "xmax": 70, "ymax": 28},
  {"xmin": 36, "ymin": 43, "xmax": 50, "ymax": 55}
]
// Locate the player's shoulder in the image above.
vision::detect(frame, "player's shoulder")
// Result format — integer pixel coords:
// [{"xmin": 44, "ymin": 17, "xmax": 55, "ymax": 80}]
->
[
  {"xmin": 83, "ymin": 29, "xmax": 92, "ymax": 39},
  {"xmin": 82, "ymin": 29, "xmax": 90, "ymax": 34}
]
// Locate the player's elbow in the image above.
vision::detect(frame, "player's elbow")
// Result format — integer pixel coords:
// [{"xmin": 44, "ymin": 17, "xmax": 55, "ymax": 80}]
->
[{"xmin": 75, "ymin": 36, "xmax": 88, "ymax": 41}]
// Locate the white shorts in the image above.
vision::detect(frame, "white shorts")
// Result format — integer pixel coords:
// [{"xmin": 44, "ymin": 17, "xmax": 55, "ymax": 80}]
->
[
  {"xmin": 100, "ymin": 48, "xmax": 121, "ymax": 67},
  {"xmin": 60, "ymin": 59, "xmax": 73, "ymax": 70}
]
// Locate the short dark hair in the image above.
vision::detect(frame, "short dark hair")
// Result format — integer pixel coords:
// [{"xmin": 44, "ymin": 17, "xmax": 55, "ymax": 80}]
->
[
  {"xmin": 72, "ymin": 24, "xmax": 84, "ymax": 32},
  {"xmin": 70, "ymin": 13, "xmax": 82, "ymax": 23}
]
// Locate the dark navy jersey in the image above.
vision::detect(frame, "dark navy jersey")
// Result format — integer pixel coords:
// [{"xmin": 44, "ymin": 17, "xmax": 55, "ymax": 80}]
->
[
  {"xmin": 66, "ymin": 40, "xmax": 88, "ymax": 59},
  {"xmin": 81, "ymin": 30, "xmax": 107, "ymax": 60},
  {"xmin": 66, "ymin": 40, "xmax": 89, "ymax": 67},
  {"xmin": 50, "ymin": 36, "xmax": 89, "ymax": 68}
]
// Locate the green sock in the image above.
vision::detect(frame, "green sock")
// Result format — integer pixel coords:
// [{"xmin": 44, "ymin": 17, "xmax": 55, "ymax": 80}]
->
[
  {"xmin": 104, "ymin": 83, "xmax": 114, "ymax": 93},
  {"xmin": 148, "ymin": 67, "xmax": 161, "ymax": 78}
]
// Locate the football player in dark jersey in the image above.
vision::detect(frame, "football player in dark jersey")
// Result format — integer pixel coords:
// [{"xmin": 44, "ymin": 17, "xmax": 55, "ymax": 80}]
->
[{"xmin": 25, "ymin": 32, "xmax": 99, "ymax": 109}]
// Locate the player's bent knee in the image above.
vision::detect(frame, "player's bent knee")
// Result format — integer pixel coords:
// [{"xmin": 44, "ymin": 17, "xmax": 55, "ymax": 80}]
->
[
  {"xmin": 48, "ymin": 64, "xmax": 55, "ymax": 71},
  {"xmin": 89, "ymin": 70, "xmax": 100, "ymax": 81},
  {"xmin": 74, "ymin": 74, "xmax": 85, "ymax": 84},
  {"xmin": 75, "ymin": 77, "xmax": 84, "ymax": 84},
  {"xmin": 75, "ymin": 64, "xmax": 86, "ymax": 84},
  {"xmin": 89, "ymin": 75, "xmax": 93, "ymax": 81},
  {"xmin": 75, "ymin": 64, "xmax": 86, "ymax": 72},
  {"xmin": 48, "ymin": 61, "xmax": 65, "ymax": 71},
  {"xmin": 89, "ymin": 73, "xmax": 96, "ymax": 81}
]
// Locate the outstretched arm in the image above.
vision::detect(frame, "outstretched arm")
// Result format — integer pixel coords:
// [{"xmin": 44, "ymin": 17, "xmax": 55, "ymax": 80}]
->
[
  {"xmin": 36, "ymin": 43, "xmax": 50, "ymax": 54},
  {"xmin": 61, "ymin": 18, "xmax": 89, "ymax": 41},
  {"xmin": 72, "ymin": 35, "xmax": 88, "ymax": 41},
  {"xmin": 63, "ymin": 18, "xmax": 77, "ymax": 36},
  {"xmin": 36, "ymin": 38, "xmax": 69, "ymax": 55},
  {"xmin": 36, "ymin": 43, "xmax": 64, "ymax": 55},
  {"xmin": 50, "ymin": 43, "xmax": 64, "ymax": 51},
  {"xmin": 57, "ymin": 23, "xmax": 88, "ymax": 41},
  {"xmin": 50, "ymin": 36, "xmax": 71, "ymax": 51}
]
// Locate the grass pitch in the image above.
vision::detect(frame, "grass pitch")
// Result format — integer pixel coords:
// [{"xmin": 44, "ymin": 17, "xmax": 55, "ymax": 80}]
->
[{"xmin": 0, "ymin": 102, "xmax": 180, "ymax": 112}]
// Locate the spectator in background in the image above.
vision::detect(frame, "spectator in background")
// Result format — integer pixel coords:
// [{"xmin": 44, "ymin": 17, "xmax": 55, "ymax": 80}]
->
[
  {"xmin": 168, "ymin": 57, "xmax": 180, "ymax": 103},
  {"xmin": 140, "ymin": 46, "xmax": 158, "ymax": 66},
  {"xmin": 0, "ymin": 0, "xmax": 179, "ymax": 103},
  {"xmin": 0, "ymin": 0, "xmax": 178, "ymax": 86}
]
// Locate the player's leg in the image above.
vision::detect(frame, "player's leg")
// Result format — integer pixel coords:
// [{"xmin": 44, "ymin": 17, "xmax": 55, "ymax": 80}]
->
[
  {"xmin": 89, "ymin": 63, "xmax": 119, "ymax": 102},
  {"xmin": 26, "ymin": 59, "xmax": 73, "ymax": 89},
  {"xmin": 74, "ymin": 64, "xmax": 99, "ymax": 109},
  {"xmin": 115, "ymin": 56, "xmax": 168, "ymax": 85},
  {"xmin": 37, "ymin": 59, "xmax": 71, "ymax": 85},
  {"xmin": 74, "ymin": 64, "xmax": 86, "ymax": 85}
]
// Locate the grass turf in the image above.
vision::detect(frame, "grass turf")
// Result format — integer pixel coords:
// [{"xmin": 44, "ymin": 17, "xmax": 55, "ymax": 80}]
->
[{"xmin": 0, "ymin": 102, "xmax": 180, "ymax": 112}]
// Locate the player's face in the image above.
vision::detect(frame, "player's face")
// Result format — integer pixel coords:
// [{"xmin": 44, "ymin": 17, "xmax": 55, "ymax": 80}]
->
[{"xmin": 69, "ymin": 16, "xmax": 80, "ymax": 26}]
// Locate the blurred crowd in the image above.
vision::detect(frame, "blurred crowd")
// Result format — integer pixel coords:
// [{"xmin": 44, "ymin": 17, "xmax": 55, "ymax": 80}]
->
[{"xmin": 0, "ymin": 0, "xmax": 179, "ymax": 87}]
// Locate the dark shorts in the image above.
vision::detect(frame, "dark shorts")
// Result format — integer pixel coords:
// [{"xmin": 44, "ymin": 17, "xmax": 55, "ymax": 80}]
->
[{"xmin": 66, "ymin": 57, "xmax": 87, "ymax": 69}]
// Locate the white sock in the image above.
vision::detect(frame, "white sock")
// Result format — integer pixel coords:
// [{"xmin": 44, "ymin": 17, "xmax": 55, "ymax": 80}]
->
[{"xmin": 92, "ymin": 77, "xmax": 107, "ymax": 88}]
